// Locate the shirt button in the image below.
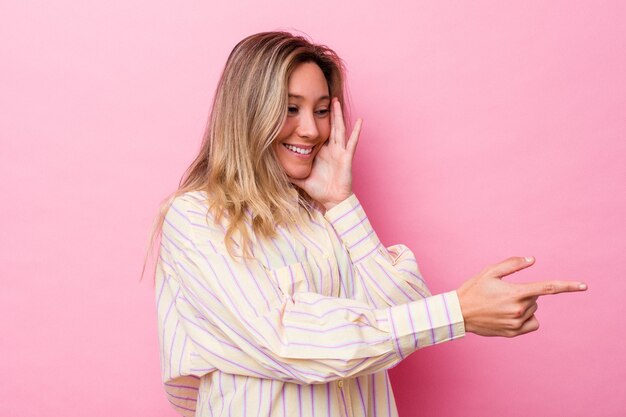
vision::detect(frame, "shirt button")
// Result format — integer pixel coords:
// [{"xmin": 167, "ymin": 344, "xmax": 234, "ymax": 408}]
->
[{"xmin": 338, "ymin": 380, "xmax": 344, "ymax": 388}]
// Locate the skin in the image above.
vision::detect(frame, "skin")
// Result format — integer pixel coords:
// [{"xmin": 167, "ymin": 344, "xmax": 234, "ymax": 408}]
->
[
  {"xmin": 279, "ymin": 62, "xmax": 587, "ymax": 337},
  {"xmin": 282, "ymin": 63, "xmax": 362, "ymax": 210},
  {"xmin": 273, "ymin": 62, "xmax": 333, "ymax": 181}
]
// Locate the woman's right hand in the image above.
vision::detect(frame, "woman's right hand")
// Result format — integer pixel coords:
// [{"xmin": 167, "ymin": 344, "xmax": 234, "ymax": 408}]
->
[
  {"xmin": 456, "ymin": 256, "xmax": 587, "ymax": 337},
  {"xmin": 290, "ymin": 98, "xmax": 362, "ymax": 211}
]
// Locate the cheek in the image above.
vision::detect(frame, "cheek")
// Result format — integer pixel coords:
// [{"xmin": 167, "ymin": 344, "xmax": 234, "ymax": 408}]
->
[{"xmin": 276, "ymin": 117, "xmax": 291, "ymax": 141}]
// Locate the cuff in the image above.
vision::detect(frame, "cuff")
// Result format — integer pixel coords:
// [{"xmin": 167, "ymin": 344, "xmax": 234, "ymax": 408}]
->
[
  {"xmin": 324, "ymin": 194, "xmax": 382, "ymax": 263},
  {"xmin": 386, "ymin": 291, "xmax": 466, "ymax": 359}
]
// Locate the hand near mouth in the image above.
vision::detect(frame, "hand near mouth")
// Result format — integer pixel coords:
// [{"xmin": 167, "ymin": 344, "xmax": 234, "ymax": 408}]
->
[{"xmin": 290, "ymin": 98, "xmax": 363, "ymax": 211}]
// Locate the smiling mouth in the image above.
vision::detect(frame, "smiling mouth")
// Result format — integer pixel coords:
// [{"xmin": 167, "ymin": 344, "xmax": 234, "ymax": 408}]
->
[{"xmin": 283, "ymin": 143, "xmax": 313, "ymax": 155}]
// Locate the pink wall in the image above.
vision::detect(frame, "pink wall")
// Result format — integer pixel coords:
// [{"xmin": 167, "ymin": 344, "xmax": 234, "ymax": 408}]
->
[{"xmin": 2, "ymin": 1, "xmax": 624, "ymax": 416}]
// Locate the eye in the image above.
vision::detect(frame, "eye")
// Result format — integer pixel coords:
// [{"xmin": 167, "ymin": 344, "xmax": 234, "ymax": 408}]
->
[
  {"xmin": 287, "ymin": 105, "xmax": 298, "ymax": 115},
  {"xmin": 315, "ymin": 108, "xmax": 330, "ymax": 117}
]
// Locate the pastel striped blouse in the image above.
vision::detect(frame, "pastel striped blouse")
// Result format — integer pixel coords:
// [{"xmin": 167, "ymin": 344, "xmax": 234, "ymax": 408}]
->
[{"xmin": 156, "ymin": 191, "xmax": 465, "ymax": 417}]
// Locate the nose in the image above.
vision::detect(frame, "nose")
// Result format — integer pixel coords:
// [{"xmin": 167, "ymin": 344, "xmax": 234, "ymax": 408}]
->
[{"xmin": 296, "ymin": 111, "xmax": 319, "ymax": 139}]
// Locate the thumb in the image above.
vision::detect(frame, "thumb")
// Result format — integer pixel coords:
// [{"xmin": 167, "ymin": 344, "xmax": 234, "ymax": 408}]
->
[{"xmin": 486, "ymin": 256, "xmax": 536, "ymax": 279}]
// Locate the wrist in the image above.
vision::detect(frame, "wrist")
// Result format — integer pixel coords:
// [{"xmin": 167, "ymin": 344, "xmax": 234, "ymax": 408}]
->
[
  {"xmin": 322, "ymin": 193, "xmax": 354, "ymax": 212},
  {"xmin": 456, "ymin": 283, "xmax": 477, "ymax": 334},
  {"xmin": 323, "ymin": 201, "xmax": 339, "ymax": 211}
]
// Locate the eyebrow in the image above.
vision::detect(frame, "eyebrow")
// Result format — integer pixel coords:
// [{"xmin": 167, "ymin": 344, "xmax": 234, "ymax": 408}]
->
[{"xmin": 288, "ymin": 94, "xmax": 331, "ymax": 101}]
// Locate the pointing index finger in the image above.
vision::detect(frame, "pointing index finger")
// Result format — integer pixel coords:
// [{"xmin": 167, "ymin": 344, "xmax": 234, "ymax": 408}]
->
[{"xmin": 521, "ymin": 280, "xmax": 588, "ymax": 297}]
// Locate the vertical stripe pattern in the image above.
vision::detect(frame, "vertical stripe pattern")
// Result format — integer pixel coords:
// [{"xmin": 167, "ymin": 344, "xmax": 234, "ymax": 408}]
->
[{"xmin": 156, "ymin": 191, "xmax": 465, "ymax": 416}]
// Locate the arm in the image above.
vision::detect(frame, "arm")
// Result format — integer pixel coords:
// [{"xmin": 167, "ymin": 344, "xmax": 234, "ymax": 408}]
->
[
  {"xmin": 292, "ymin": 100, "xmax": 431, "ymax": 306},
  {"xmin": 290, "ymin": 97, "xmax": 587, "ymax": 339},
  {"xmin": 157, "ymin": 194, "xmax": 464, "ymax": 386},
  {"xmin": 325, "ymin": 193, "xmax": 432, "ymax": 306}
]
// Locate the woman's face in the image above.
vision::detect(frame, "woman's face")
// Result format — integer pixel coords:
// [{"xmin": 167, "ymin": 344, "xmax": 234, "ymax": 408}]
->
[{"xmin": 273, "ymin": 62, "xmax": 331, "ymax": 180}]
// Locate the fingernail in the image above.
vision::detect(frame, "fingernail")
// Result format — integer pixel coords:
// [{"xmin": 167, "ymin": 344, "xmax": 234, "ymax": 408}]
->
[
  {"xmin": 525, "ymin": 256, "xmax": 534, "ymax": 263},
  {"xmin": 579, "ymin": 283, "xmax": 587, "ymax": 290}
]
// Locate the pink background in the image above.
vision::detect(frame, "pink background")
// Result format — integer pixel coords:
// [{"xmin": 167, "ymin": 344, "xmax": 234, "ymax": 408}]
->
[{"xmin": 2, "ymin": 1, "xmax": 625, "ymax": 416}]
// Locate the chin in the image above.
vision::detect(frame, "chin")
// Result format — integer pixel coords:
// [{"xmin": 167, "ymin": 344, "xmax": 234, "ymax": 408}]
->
[{"xmin": 286, "ymin": 166, "xmax": 312, "ymax": 180}]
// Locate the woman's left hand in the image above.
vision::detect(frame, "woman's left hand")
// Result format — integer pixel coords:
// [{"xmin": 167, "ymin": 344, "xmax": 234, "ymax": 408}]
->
[{"xmin": 290, "ymin": 98, "xmax": 363, "ymax": 211}]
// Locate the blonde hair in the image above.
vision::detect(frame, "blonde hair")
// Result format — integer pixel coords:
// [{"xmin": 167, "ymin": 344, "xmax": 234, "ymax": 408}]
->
[{"xmin": 144, "ymin": 31, "xmax": 347, "ymax": 273}]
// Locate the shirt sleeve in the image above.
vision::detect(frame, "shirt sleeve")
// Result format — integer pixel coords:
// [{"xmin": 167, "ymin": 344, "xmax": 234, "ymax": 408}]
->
[
  {"xmin": 157, "ymin": 194, "xmax": 465, "ymax": 389},
  {"xmin": 324, "ymin": 194, "xmax": 462, "ymax": 311}
]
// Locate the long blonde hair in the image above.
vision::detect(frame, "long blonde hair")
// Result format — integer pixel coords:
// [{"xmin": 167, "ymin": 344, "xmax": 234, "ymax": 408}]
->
[{"xmin": 144, "ymin": 31, "xmax": 347, "ymax": 271}]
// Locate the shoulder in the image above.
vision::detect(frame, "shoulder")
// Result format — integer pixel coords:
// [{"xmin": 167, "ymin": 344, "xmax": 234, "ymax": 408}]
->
[
  {"xmin": 167, "ymin": 190, "xmax": 210, "ymax": 218},
  {"xmin": 163, "ymin": 190, "xmax": 225, "ymax": 242}
]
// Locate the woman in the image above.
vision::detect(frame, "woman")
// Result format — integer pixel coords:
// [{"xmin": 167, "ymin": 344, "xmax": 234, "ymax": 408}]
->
[{"xmin": 153, "ymin": 31, "xmax": 586, "ymax": 417}]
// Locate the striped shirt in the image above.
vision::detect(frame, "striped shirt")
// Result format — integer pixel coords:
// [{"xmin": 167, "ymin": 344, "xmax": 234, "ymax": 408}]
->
[{"xmin": 156, "ymin": 191, "xmax": 465, "ymax": 416}]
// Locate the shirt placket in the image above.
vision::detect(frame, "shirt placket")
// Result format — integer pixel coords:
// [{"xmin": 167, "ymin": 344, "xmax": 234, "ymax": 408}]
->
[{"xmin": 337, "ymin": 379, "xmax": 353, "ymax": 417}]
